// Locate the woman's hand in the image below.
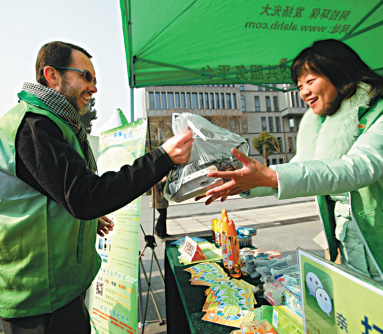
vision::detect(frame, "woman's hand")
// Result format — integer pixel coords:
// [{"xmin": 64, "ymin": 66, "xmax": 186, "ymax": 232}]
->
[
  {"xmin": 204, "ymin": 148, "xmax": 278, "ymax": 205},
  {"xmin": 97, "ymin": 216, "xmax": 114, "ymax": 237}
]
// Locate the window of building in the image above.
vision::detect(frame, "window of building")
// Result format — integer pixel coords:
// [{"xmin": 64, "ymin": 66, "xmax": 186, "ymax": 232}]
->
[
  {"xmin": 192, "ymin": 93, "xmax": 198, "ymax": 109},
  {"xmin": 226, "ymin": 93, "xmax": 232, "ymax": 109},
  {"xmin": 290, "ymin": 92, "xmax": 296, "ymax": 108},
  {"xmin": 242, "ymin": 117, "xmax": 248, "ymax": 133},
  {"xmin": 215, "ymin": 93, "xmax": 220, "ymax": 109},
  {"xmin": 175, "ymin": 92, "xmax": 180, "ymax": 109},
  {"xmin": 233, "ymin": 93, "xmax": 237, "ymax": 109},
  {"xmin": 231, "ymin": 119, "xmax": 236, "ymax": 132},
  {"xmin": 205, "ymin": 93, "xmax": 209, "ymax": 109},
  {"xmin": 161, "ymin": 92, "xmax": 166, "ymax": 109},
  {"xmin": 258, "ymin": 86, "xmax": 264, "ymax": 91},
  {"xmin": 180, "ymin": 93, "xmax": 186, "ymax": 109},
  {"xmin": 155, "ymin": 92, "xmax": 160, "ymax": 110},
  {"xmin": 273, "ymin": 96, "xmax": 279, "ymax": 111},
  {"xmin": 272, "ymin": 158, "xmax": 277, "ymax": 165},
  {"xmin": 268, "ymin": 117, "xmax": 274, "ymax": 132},
  {"xmin": 221, "ymin": 93, "xmax": 225, "ymax": 109},
  {"xmin": 290, "ymin": 91, "xmax": 302, "ymax": 108},
  {"xmin": 275, "ymin": 117, "xmax": 281, "ymax": 132},
  {"xmin": 289, "ymin": 117, "xmax": 295, "ymax": 132},
  {"xmin": 240, "ymin": 84, "xmax": 244, "ymax": 91},
  {"xmin": 241, "ymin": 96, "xmax": 246, "ymax": 111},
  {"xmin": 149, "ymin": 92, "xmax": 155, "ymax": 110},
  {"xmin": 279, "ymin": 158, "xmax": 283, "ymax": 164},
  {"xmin": 295, "ymin": 92, "xmax": 300, "ymax": 108},
  {"xmin": 265, "ymin": 96, "xmax": 271, "ymax": 111},
  {"xmin": 167, "ymin": 92, "xmax": 174, "ymax": 109},
  {"xmin": 300, "ymin": 97, "xmax": 306, "ymax": 108},
  {"xmin": 261, "ymin": 117, "xmax": 267, "ymax": 131},
  {"xmin": 210, "ymin": 93, "xmax": 214, "ymax": 109},
  {"xmin": 254, "ymin": 96, "xmax": 261, "ymax": 112},
  {"xmin": 199, "ymin": 93, "xmax": 204, "ymax": 109},
  {"xmin": 186, "ymin": 93, "xmax": 191, "ymax": 109},
  {"xmin": 277, "ymin": 137, "xmax": 283, "ymax": 152},
  {"xmin": 287, "ymin": 137, "xmax": 293, "ymax": 152},
  {"xmin": 295, "ymin": 92, "xmax": 301, "ymax": 107}
]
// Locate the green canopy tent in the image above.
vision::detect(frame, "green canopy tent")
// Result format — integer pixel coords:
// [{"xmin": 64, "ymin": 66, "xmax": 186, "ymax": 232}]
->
[
  {"xmin": 120, "ymin": 0, "xmax": 383, "ymax": 121},
  {"xmin": 118, "ymin": 1, "xmax": 383, "ymax": 326}
]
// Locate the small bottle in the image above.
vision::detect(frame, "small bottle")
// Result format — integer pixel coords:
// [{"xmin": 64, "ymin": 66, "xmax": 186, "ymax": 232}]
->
[
  {"xmin": 227, "ymin": 220, "xmax": 241, "ymax": 278},
  {"xmin": 211, "ymin": 218, "xmax": 218, "ymax": 241},
  {"xmin": 216, "ymin": 219, "xmax": 222, "ymax": 246},
  {"xmin": 221, "ymin": 209, "xmax": 229, "ymax": 269}
]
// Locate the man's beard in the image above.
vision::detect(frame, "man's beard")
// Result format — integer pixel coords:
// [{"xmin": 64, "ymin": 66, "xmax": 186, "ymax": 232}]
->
[{"xmin": 59, "ymin": 75, "xmax": 87, "ymax": 115}]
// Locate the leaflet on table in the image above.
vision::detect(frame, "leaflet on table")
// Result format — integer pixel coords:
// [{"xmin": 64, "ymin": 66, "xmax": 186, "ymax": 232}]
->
[
  {"xmin": 184, "ymin": 262, "xmax": 258, "ymax": 328},
  {"xmin": 239, "ymin": 319, "xmax": 278, "ymax": 334},
  {"xmin": 202, "ymin": 281, "xmax": 257, "ymax": 327},
  {"xmin": 203, "ymin": 306, "xmax": 256, "ymax": 328},
  {"xmin": 204, "ymin": 281, "xmax": 255, "ymax": 311},
  {"xmin": 178, "ymin": 237, "xmax": 222, "ymax": 265},
  {"xmin": 184, "ymin": 262, "xmax": 227, "ymax": 286}
]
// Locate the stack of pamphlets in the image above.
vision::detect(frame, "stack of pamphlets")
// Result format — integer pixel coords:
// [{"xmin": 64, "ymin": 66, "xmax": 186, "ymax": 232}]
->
[{"xmin": 184, "ymin": 262, "xmax": 257, "ymax": 328}]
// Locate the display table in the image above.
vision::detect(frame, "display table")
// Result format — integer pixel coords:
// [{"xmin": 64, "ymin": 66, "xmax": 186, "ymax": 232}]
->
[{"xmin": 164, "ymin": 239, "xmax": 269, "ymax": 334}]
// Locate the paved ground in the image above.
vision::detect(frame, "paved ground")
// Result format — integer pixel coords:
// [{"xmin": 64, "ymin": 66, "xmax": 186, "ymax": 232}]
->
[
  {"xmin": 0, "ymin": 195, "xmax": 324, "ymax": 334},
  {"xmin": 138, "ymin": 194, "xmax": 325, "ymax": 334}
]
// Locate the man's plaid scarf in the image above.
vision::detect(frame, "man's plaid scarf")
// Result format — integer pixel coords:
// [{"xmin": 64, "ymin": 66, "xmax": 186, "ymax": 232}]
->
[{"xmin": 22, "ymin": 82, "xmax": 97, "ymax": 172}]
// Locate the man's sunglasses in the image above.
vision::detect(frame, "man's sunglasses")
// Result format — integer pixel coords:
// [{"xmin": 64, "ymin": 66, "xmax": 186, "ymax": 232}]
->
[{"xmin": 53, "ymin": 66, "xmax": 97, "ymax": 85}]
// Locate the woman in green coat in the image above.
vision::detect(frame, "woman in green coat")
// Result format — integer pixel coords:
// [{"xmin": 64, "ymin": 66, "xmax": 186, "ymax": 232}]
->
[{"xmin": 205, "ymin": 39, "xmax": 383, "ymax": 282}]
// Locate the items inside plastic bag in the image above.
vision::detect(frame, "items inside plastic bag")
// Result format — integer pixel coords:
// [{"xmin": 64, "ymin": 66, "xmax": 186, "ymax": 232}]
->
[{"xmin": 164, "ymin": 113, "xmax": 249, "ymax": 202}]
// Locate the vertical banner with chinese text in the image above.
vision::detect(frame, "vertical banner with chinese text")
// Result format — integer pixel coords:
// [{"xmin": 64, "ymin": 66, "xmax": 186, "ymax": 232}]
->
[{"xmin": 88, "ymin": 119, "xmax": 147, "ymax": 334}]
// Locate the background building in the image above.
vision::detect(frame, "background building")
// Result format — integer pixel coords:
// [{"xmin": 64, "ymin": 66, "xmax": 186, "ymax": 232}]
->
[{"xmin": 142, "ymin": 84, "xmax": 307, "ymax": 165}]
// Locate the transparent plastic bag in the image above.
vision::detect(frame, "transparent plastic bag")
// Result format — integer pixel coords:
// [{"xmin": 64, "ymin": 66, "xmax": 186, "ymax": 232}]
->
[{"xmin": 164, "ymin": 113, "xmax": 249, "ymax": 202}]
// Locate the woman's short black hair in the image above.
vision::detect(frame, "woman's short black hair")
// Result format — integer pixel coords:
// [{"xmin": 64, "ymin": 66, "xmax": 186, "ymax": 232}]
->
[{"xmin": 291, "ymin": 39, "xmax": 383, "ymax": 108}]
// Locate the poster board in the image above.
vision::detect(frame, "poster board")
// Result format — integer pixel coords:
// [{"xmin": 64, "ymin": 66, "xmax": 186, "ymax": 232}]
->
[
  {"xmin": 297, "ymin": 248, "xmax": 383, "ymax": 334},
  {"xmin": 88, "ymin": 119, "xmax": 148, "ymax": 334}
]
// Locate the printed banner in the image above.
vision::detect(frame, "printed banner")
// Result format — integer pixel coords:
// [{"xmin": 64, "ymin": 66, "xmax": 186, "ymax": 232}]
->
[
  {"xmin": 88, "ymin": 119, "xmax": 148, "ymax": 334},
  {"xmin": 297, "ymin": 249, "xmax": 383, "ymax": 334}
]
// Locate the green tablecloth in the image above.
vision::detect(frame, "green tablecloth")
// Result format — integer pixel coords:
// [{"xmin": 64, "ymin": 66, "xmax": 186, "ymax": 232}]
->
[{"xmin": 165, "ymin": 238, "xmax": 269, "ymax": 334}]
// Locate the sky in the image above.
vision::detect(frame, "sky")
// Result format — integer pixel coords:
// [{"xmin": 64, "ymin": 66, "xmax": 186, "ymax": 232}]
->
[{"xmin": 0, "ymin": 0, "xmax": 143, "ymax": 134}]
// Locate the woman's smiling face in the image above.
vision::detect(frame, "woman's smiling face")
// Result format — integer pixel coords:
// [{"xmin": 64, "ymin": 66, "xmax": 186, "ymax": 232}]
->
[{"xmin": 297, "ymin": 69, "xmax": 339, "ymax": 116}]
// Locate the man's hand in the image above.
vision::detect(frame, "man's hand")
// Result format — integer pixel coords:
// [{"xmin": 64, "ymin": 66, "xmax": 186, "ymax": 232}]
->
[
  {"xmin": 203, "ymin": 148, "xmax": 278, "ymax": 205},
  {"xmin": 97, "ymin": 216, "xmax": 114, "ymax": 237},
  {"xmin": 162, "ymin": 130, "xmax": 193, "ymax": 165}
]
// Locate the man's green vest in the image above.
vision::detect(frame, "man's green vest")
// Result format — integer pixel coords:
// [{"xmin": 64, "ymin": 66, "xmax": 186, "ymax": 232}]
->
[
  {"xmin": 0, "ymin": 92, "xmax": 101, "ymax": 318},
  {"xmin": 318, "ymin": 99, "xmax": 383, "ymax": 278}
]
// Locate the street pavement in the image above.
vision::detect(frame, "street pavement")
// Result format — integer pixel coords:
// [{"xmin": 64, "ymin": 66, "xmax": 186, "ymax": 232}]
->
[
  {"xmin": 0, "ymin": 197, "xmax": 323, "ymax": 334},
  {"xmin": 138, "ymin": 194, "xmax": 325, "ymax": 334}
]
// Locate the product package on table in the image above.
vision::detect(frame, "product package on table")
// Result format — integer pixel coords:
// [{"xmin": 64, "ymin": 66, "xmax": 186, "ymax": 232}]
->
[{"xmin": 171, "ymin": 208, "xmax": 304, "ymax": 333}]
